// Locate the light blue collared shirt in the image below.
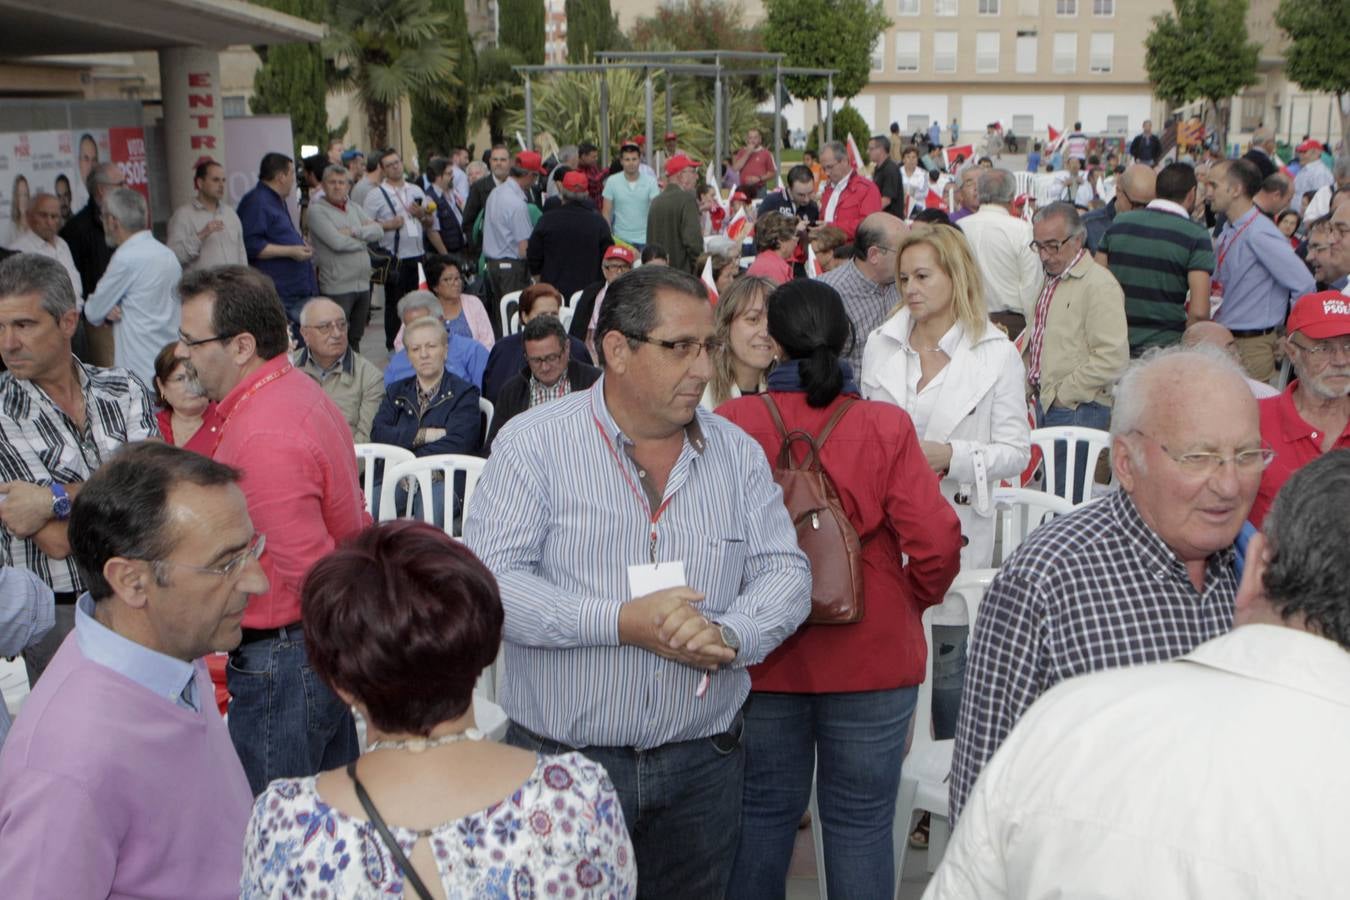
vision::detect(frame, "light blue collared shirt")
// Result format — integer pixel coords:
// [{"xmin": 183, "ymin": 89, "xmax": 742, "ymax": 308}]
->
[
  {"xmin": 1213, "ymin": 206, "xmax": 1316, "ymax": 330},
  {"xmin": 483, "ymin": 178, "xmax": 533, "ymax": 260},
  {"xmin": 0, "ymin": 568, "xmax": 55, "ymax": 749},
  {"xmin": 83, "ymin": 229, "xmax": 183, "ymax": 389},
  {"xmin": 74, "ymin": 594, "xmax": 199, "ymax": 713}
]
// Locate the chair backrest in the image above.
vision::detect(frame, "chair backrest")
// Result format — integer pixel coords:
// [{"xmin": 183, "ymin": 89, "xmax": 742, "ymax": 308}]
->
[
  {"xmin": 991, "ymin": 487, "xmax": 1077, "ymax": 566},
  {"xmin": 567, "ymin": 289, "xmax": 582, "ymax": 308},
  {"xmin": 1029, "ymin": 425, "xmax": 1112, "ymax": 504},
  {"xmin": 558, "ymin": 306, "xmax": 575, "ymax": 332},
  {"xmin": 499, "ymin": 290, "xmax": 523, "ymax": 336},
  {"xmin": 1013, "ymin": 170, "xmax": 1036, "ymax": 197},
  {"xmin": 354, "ymin": 443, "xmax": 416, "ymax": 519},
  {"xmin": 478, "ymin": 397, "xmax": 495, "ymax": 450},
  {"xmin": 912, "ymin": 569, "xmax": 997, "ymax": 758},
  {"xmin": 378, "ymin": 454, "xmax": 487, "ymax": 538}
]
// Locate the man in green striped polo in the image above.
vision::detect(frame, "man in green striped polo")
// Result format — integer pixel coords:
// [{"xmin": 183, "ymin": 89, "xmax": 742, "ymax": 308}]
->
[{"xmin": 1097, "ymin": 163, "xmax": 1216, "ymax": 356}]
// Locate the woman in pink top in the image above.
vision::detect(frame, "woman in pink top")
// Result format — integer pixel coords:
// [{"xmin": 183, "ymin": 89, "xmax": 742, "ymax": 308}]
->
[
  {"xmin": 392, "ymin": 254, "xmax": 495, "ymax": 351},
  {"xmin": 744, "ymin": 213, "xmax": 799, "ymax": 286}
]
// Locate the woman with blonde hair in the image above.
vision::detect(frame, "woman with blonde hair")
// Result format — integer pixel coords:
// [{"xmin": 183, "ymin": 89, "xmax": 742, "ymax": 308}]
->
[{"xmin": 701, "ymin": 275, "xmax": 777, "ymax": 409}]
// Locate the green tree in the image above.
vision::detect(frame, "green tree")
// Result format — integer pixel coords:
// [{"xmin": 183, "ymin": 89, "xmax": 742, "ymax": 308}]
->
[
  {"xmin": 566, "ymin": 0, "xmax": 619, "ymax": 62},
  {"xmin": 1276, "ymin": 0, "xmax": 1350, "ymax": 150},
  {"xmin": 806, "ymin": 104, "xmax": 869, "ymax": 155},
  {"xmin": 410, "ymin": 0, "xmax": 476, "ymax": 158},
  {"xmin": 1144, "ymin": 0, "xmax": 1259, "ymax": 147},
  {"xmin": 324, "ymin": 0, "xmax": 459, "ymax": 151},
  {"xmin": 763, "ymin": 0, "xmax": 890, "ymax": 122},
  {"xmin": 249, "ymin": 0, "xmax": 328, "ymax": 160},
  {"xmin": 630, "ymin": 0, "xmax": 761, "ymax": 55},
  {"xmin": 471, "ymin": 46, "xmax": 526, "ymax": 146},
  {"xmin": 499, "ymin": 0, "xmax": 546, "ymax": 65}
]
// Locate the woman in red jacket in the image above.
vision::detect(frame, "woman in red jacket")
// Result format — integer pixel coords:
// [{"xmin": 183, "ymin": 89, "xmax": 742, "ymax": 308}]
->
[{"xmin": 718, "ymin": 279, "xmax": 962, "ymax": 899}]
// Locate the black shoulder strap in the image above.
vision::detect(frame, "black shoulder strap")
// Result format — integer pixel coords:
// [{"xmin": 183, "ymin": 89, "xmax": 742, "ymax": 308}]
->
[
  {"xmin": 347, "ymin": 761, "xmax": 435, "ymax": 900},
  {"xmin": 378, "ymin": 186, "xmax": 400, "ymax": 256}
]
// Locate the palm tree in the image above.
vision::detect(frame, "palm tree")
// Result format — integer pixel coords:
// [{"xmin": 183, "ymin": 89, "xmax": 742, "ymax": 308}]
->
[{"xmin": 324, "ymin": 0, "xmax": 460, "ymax": 151}]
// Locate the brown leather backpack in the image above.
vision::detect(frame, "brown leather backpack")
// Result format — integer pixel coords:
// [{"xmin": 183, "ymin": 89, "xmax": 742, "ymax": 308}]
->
[{"xmin": 761, "ymin": 394, "xmax": 865, "ymax": 625}]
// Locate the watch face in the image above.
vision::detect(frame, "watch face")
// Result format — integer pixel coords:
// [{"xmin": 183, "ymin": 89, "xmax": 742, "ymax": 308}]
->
[{"xmin": 719, "ymin": 624, "xmax": 740, "ymax": 651}]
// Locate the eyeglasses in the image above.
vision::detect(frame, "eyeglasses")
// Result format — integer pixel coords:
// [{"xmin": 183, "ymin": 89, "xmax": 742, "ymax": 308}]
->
[
  {"xmin": 874, "ymin": 245, "xmax": 900, "ymax": 256},
  {"xmin": 526, "ymin": 350, "xmax": 564, "ymax": 367},
  {"xmin": 1133, "ymin": 431, "xmax": 1275, "ymax": 477},
  {"xmin": 302, "ymin": 319, "xmax": 348, "ymax": 336},
  {"xmin": 149, "ymin": 533, "xmax": 266, "ymax": 580},
  {"xmin": 1029, "ymin": 237, "xmax": 1079, "ymax": 254},
  {"xmin": 178, "ymin": 330, "xmax": 237, "ymax": 348},
  {"xmin": 1289, "ymin": 336, "xmax": 1350, "ymax": 359},
  {"xmin": 622, "ymin": 332, "xmax": 724, "ymax": 359}
]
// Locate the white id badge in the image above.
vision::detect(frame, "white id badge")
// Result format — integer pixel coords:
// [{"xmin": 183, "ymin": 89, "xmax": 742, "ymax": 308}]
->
[{"xmin": 626, "ymin": 560, "xmax": 686, "ymax": 599}]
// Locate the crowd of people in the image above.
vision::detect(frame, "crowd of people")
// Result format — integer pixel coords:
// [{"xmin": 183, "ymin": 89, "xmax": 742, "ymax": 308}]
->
[{"xmin": 0, "ymin": 119, "xmax": 1347, "ymax": 900}]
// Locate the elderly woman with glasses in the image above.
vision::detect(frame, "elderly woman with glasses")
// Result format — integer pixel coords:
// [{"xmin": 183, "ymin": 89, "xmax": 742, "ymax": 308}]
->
[
  {"xmin": 152, "ymin": 342, "xmax": 220, "ymax": 454},
  {"xmin": 391, "ymin": 254, "xmax": 494, "ymax": 352}
]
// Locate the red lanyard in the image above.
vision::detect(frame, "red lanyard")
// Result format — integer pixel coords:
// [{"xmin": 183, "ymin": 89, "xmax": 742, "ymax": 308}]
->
[
  {"xmin": 209, "ymin": 363, "xmax": 293, "ymax": 456},
  {"xmin": 593, "ymin": 417, "xmax": 673, "ymax": 562},
  {"xmin": 1217, "ymin": 213, "xmax": 1260, "ymax": 272}
]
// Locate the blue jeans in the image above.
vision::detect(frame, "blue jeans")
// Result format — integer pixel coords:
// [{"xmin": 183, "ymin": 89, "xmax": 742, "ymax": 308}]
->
[
  {"xmin": 930, "ymin": 626, "xmax": 967, "ymax": 741},
  {"xmin": 728, "ymin": 687, "xmax": 918, "ymax": 900},
  {"xmin": 505, "ymin": 716, "xmax": 745, "ymax": 900},
  {"xmin": 226, "ymin": 627, "xmax": 359, "ymax": 796},
  {"xmin": 372, "ymin": 477, "xmax": 456, "ymax": 530},
  {"xmin": 1037, "ymin": 400, "xmax": 1111, "ymax": 503}
]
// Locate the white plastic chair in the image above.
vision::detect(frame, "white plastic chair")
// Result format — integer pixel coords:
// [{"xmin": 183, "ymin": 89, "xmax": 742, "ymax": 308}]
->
[
  {"xmin": 558, "ymin": 306, "xmax": 575, "ymax": 332},
  {"xmin": 499, "ymin": 290, "xmax": 523, "ymax": 336},
  {"xmin": 354, "ymin": 443, "xmax": 415, "ymax": 520},
  {"xmin": 991, "ymin": 487, "xmax": 1077, "ymax": 566},
  {"xmin": 478, "ymin": 397, "xmax": 495, "ymax": 450},
  {"xmin": 567, "ymin": 289, "xmax": 582, "ymax": 308},
  {"xmin": 1029, "ymin": 425, "xmax": 1112, "ymax": 505},
  {"xmin": 1013, "ymin": 170, "xmax": 1036, "ymax": 196},
  {"xmin": 378, "ymin": 454, "xmax": 487, "ymax": 538},
  {"xmin": 893, "ymin": 568, "xmax": 997, "ymax": 887}
]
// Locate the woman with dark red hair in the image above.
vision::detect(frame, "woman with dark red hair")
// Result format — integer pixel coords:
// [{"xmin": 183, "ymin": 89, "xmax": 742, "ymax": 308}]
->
[{"xmin": 240, "ymin": 521, "xmax": 635, "ymax": 898}]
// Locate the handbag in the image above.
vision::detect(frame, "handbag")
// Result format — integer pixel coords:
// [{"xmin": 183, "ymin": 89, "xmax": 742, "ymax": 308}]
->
[
  {"xmin": 348, "ymin": 761, "xmax": 435, "ymax": 900},
  {"xmin": 368, "ymin": 186, "xmax": 401, "ymax": 285}
]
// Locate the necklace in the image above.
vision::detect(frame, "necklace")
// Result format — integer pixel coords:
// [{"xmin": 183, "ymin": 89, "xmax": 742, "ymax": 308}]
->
[{"xmin": 368, "ymin": 728, "xmax": 485, "ymax": 753}]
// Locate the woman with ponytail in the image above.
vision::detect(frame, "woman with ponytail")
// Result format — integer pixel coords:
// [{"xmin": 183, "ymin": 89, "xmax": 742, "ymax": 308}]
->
[{"xmin": 717, "ymin": 279, "xmax": 962, "ymax": 900}]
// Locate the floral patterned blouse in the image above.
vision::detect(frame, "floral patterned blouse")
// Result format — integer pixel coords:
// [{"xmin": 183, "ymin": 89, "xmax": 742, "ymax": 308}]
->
[{"xmin": 241, "ymin": 752, "xmax": 635, "ymax": 899}]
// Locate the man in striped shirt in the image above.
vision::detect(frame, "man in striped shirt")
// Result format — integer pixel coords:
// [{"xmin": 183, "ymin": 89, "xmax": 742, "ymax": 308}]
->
[
  {"xmin": 1097, "ymin": 162, "xmax": 1215, "ymax": 356},
  {"xmin": 465, "ymin": 265, "xmax": 811, "ymax": 898}
]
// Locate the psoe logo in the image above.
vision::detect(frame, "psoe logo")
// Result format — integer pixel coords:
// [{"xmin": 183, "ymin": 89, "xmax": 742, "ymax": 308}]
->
[{"xmin": 1322, "ymin": 298, "xmax": 1350, "ymax": 317}]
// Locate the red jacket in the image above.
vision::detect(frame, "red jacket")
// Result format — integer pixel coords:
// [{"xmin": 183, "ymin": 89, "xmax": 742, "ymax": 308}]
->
[
  {"xmin": 819, "ymin": 173, "xmax": 883, "ymax": 240},
  {"xmin": 717, "ymin": 391, "xmax": 962, "ymax": 692}
]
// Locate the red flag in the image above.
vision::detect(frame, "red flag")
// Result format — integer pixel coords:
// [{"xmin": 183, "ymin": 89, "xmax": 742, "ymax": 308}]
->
[
  {"xmin": 1045, "ymin": 125, "xmax": 1066, "ymax": 154},
  {"xmin": 701, "ymin": 255, "xmax": 719, "ymax": 304},
  {"xmin": 806, "ymin": 242, "xmax": 823, "ymax": 278},
  {"xmin": 845, "ymin": 133, "xmax": 864, "ymax": 172},
  {"xmin": 726, "ymin": 208, "xmax": 752, "ymax": 243},
  {"xmin": 945, "ymin": 144, "xmax": 974, "ymax": 168},
  {"xmin": 417, "ymin": 262, "xmax": 428, "ymax": 291}
]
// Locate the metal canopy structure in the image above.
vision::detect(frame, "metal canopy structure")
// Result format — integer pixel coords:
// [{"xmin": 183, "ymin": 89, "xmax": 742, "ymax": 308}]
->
[{"xmin": 513, "ymin": 50, "xmax": 837, "ymax": 175}]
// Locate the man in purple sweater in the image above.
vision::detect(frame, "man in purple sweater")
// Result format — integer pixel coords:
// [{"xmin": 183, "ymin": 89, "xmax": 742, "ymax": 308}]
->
[{"xmin": 0, "ymin": 442, "xmax": 261, "ymax": 899}]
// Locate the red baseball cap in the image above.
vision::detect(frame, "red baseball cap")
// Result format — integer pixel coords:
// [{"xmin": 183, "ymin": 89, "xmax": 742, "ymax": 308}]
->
[
  {"xmin": 603, "ymin": 245, "xmax": 636, "ymax": 264},
  {"xmin": 630, "ymin": 135, "xmax": 646, "ymax": 146},
  {"xmin": 1287, "ymin": 290, "xmax": 1350, "ymax": 339},
  {"xmin": 514, "ymin": 150, "xmax": 546, "ymax": 174},
  {"xmin": 1296, "ymin": 139, "xmax": 1323, "ymax": 154},
  {"xmin": 664, "ymin": 131, "xmax": 678, "ymax": 141},
  {"xmin": 665, "ymin": 154, "xmax": 700, "ymax": 177},
  {"xmin": 730, "ymin": 190, "xmax": 749, "ymax": 204},
  {"xmin": 560, "ymin": 171, "xmax": 588, "ymax": 192}
]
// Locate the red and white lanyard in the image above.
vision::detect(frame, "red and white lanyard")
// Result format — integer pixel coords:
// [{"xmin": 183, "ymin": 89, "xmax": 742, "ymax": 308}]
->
[
  {"xmin": 593, "ymin": 417, "xmax": 673, "ymax": 563},
  {"xmin": 1028, "ymin": 250, "xmax": 1085, "ymax": 386}
]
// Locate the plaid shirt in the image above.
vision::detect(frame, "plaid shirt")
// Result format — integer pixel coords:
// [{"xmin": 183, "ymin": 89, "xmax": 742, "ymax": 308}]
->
[
  {"xmin": 0, "ymin": 360, "xmax": 159, "ymax": 592},
  {"xmin": 950, "ymin": 489, "xmax": 1236, "ymax": 824},
  {"xmin": 528, "ymin": 374, "xmax": 571, "ymax": 409}
]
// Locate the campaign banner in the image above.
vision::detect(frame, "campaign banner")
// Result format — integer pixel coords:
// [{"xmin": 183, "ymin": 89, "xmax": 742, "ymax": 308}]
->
[{"xmin": 108, "ymin": 127, "xmax": 151, "ymax": 206}]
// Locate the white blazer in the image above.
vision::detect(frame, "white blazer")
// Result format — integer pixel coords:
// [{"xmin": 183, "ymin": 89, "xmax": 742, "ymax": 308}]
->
[{"xmin": 861, "ymin": 309, "xmax": 1031, "ymax": 568}]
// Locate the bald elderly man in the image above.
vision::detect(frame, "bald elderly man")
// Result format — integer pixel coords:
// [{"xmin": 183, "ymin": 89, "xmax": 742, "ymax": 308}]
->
[
  {"xmin": 7, "ymin": 194, "xmax": 82, "ymax": 301},
  {"xmin": 1082, "ymin": 163, "xmax": 1156, "ymax": 254},
  {"xmin": 1182, "ymin": 321, "xmax": 1280, "ymax": 399},
  {"xmin": 294, "ymin": 297, "xmax": 385, "ymax": 443}
]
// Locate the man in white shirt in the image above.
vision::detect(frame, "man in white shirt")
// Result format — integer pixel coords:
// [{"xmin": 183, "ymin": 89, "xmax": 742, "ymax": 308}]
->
[
  {"xmin": 83, "ymin": 189, "xmax": 181, "ymax": 387},
  {"xmin": 364, "ymin": 148, "xmax": 435, "ymax": 351},
  {"xmin": 166, "ymin": 159, "xmax": 246, "ymax": 274},
  {"xmin": 1293, "ymin": 139, "xmax": 1334, "ymax": 204},
  {"xmin": 8, "ymin": 194, "xmax": 81, "ymax": 302},
  {"xmin": 957, "ymin": 168, "xmax": 1040, "ymax": 338},
  {"xmin": 926, "ymin": 449, "xmax": 1350, "ymax": 900}
]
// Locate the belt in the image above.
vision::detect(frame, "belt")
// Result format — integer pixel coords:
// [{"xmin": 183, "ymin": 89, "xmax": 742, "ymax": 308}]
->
[
  {"xmin": 53, "ymin": 591, "xmax": 80, "ymax": 606},
  {"xmin": 239, "ymin": 621, "xmax": 303, "ymax": 645},
  {"xmin": 511, "ymin": 708, "xmax": 746, "ymax": 754},
  {"xmin": 1230, "ymin": 326, "xmax": 1280, "ymax": 338}
]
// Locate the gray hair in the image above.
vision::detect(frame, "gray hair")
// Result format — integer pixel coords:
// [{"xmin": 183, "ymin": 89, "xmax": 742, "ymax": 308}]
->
[
  {"xmin": 396, "ymin": 289, "xmax": 441, "ymax": 321},
  {"xmin": 299, "ymin": 296, "xmax": 343, "ymax": 325},
  {"xmin": 0, "ymin": 253, "xmax": 77, "ymax": 321},
  {"xmin": 558, "ymin": 184, "xmax": 589, "ymax": 203},
  {"xmin": 465, "ymin": 161, "xmax": 488, "ymax": 181},
  {"xmin": 556, "ymin": 145, "xmax": 578, "ymax": 165},
  {"xmin": 594, "ymin": 266, "xmax": 706, "ymax": 368},
  {"xmin": 820, "ymin": 140, "xmax": 846, "ymax": 162},
  {"xmin": 86, "ymin": 162, "xmax": 121, "ymax": 204},
  {"xmin": 1032, "ymin": 201, "xmax": 1087, "ymax": 239},
  {"xmin": 103, "ymin": 187, "xmax": 147, "ymax": 233},
  {"xmin": 977, "ymin": 168, "xmax": 1016, "ymax": 204},
  {"xmin": 322, "ymin": 164, "xmax": 349, "ymax": 182},
  {"xmin": 1252, "ymin": 126, "xmax": 1273, "ymax": 147},
  {"xmin": 403, "ymin": 315, "xmax": 447, "ymax": 346},
  {"xmin": 1110, "ymin": 343, "xmax": 1247, "ymax": 440}
]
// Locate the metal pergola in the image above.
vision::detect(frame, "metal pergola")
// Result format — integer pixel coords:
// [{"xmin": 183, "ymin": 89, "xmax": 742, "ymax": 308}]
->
[{"xmin": 513, "ymin": 50, "xmax": 837, "ymax": 174}]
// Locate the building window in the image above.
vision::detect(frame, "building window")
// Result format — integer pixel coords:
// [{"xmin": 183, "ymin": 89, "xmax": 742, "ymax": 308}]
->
[
  {"xmin": 934, "ymin": 31, "xmax": 958, "ymax": 73},
  {"xmin": 1018, "ymin": 0, "xmax": 1038, "ymax": 12},
  {"xmin": 1241, "ymin": 93, "xmax": 1265, "ymax": 132},
  {"xmin": 935, "ymin": 0, "xmax": 958, "ymax": 15},
  {"xmin": 871, "ymin": 35, "xmax": 883, "ymax": 71},
  {"xmin": 1056, "ymin": 0, "xmax": 1076, "ymax": 14},
  {"xmin": 898, "ymin": 0, "xmax": 919, "ymax": 14},
  {"xmin": 1092, "ymin": 0, "xmax": 1114, "ymax": 13},
  {"xmin": 1015, "ymin": 34, "xmax": 1038, "ymax": 73},
  {"xmin": 1013, "ymin": 114, "xmax": 1035, "ymax": 134},
  {"xmin": 895, "ymin": 32, "xmax": 921, "ymax": 71},
  {"xmin": 978, "ymin": 0, "xmax": 1000, "ymax": 13},
  {"xmin": 976, "ymin": 32, "xmax": 1000, "ymax": 72},
  {"xmin": 1053, "ymin": 32, "xmax": 1077, "ymax": 73},
  {"xmin": 1089, "ymin": 32, "xmax": 1113, "ymax": 72},
  {"xmin": 1106, "ymin": 114, "xmax": 1129, "ymax": 133},
  {"xmin": 223, "ymin": 95, "xmax": 248, "ymax": 118}
]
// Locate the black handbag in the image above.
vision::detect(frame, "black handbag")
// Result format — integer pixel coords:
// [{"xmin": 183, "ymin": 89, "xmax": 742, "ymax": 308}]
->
[
  {"xmin": 348, "ymin": 761, "xmax": 435, "ymax": 900},
  {"xmin": 368, "ymin": 186, "xmax": 401, "ymax": 285}
]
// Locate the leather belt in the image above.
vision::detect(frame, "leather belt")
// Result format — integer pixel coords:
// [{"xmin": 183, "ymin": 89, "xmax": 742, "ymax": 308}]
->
[
  {"xmin": 239, "ymin": 621, "xmax": 303, "ymax": 645},
  {"xmin": 1229, "ymin": 326, "xmax": 1279, "ymax": 338}
]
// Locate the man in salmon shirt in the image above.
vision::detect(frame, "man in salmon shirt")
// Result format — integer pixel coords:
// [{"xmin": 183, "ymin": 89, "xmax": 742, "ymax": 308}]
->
[{"xmin": 174, "ymin": 264, "xmax": 369, "ymax": 794}]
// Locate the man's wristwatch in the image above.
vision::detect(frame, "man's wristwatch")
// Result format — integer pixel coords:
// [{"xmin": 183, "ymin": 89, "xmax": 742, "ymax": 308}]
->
[
  {"xmin": 49, "ymin": 483, "xmax": 72, "ymax": 521},
  {"xmin": 717, "ymin": 622, "xmax": 741, "ymax": 658}
]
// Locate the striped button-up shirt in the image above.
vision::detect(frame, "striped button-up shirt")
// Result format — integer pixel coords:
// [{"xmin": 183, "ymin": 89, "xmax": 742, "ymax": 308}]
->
[
  {"xmin": 0, "ymin": 360, "xmax": 159, "ymax": 593},
  {"xmin": 949, "ymin": 489, "xmax": 1236, "ymax": 824},
  {"xmin": 464, "ymin": 377, "xmax": 811, "ymax": 750}
]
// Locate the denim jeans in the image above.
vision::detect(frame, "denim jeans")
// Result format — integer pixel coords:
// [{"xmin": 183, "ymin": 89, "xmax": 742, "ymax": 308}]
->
[
  {"xmin": 728, "ymin": 687, "xmax": 918, "ymax": 900},
  {"xmin": 226, "ymin": 627, "xmax": 359, "ymax": 796},
  {"xmin": 505, "ymin": 716, "xmax": 745, "ymax": 900},
  {"xmin": 929, "ymin": 626, "xmax": 967, "ymax": 741},
  {"xmin": 1037, "ymin": 400, "xmax": 1112, "ymax": 503}
]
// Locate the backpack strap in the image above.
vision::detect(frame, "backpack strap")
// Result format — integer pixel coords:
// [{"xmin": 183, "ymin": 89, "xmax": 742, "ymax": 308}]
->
[
  {"xmin": 760, "ymin": 393, "xmax": 789, "ymax": 441},
  {"xmin": 814, "ymin": 397, "xmax": 857, "ymax": 448}
]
